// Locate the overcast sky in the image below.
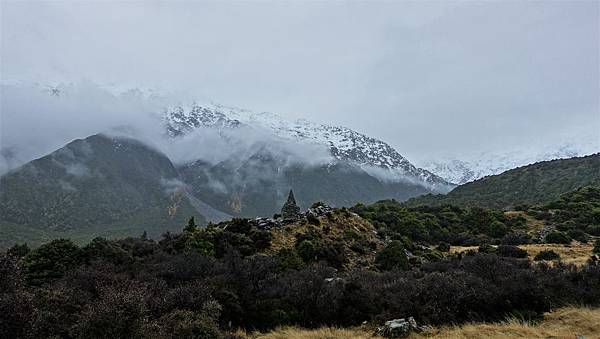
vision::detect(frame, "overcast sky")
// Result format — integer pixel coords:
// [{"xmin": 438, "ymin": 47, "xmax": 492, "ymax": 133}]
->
[{"xmin": 1, "ymin": 1, "xmax": 599, "ymax": 161}]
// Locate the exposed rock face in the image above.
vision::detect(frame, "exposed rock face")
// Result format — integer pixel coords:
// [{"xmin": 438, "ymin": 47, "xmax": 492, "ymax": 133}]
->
[
  {"xmin": 252, "ymin": 217, "xmax": 281, "ymax": 231},
  {"xmin": 305, "ymin": 202, "xmax": 334, "ymax": 219},
  {"xmin": 281, "ymin": 190, "xmax": 301, "ymax": 221},
  {"xmin": 376, "ymin": 317, "xmax": 420, "ymax": 338}
]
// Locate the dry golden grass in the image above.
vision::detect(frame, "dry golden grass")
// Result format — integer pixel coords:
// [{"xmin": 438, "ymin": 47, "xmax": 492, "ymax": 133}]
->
[
  {"xmin": 236, "ymin": 307, "xmax": 600, "ymax": 339},
  {"xmin": 409, "ymin": 307, "xmax": 600, "ymax": 339},
  {"xmin": 449, "ymin": 242, "xmax": 594, "ymax": 266},
  {"xmin": 522, "ymin": 242, "xmax": 594, "ymax": 266},
  {"xmin": 236, "ymin": 327, "xmax": 382, "ymax": 339}
]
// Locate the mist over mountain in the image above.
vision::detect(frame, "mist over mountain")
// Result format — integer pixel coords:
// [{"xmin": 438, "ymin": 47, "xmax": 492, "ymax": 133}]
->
[
  {"xmin": 0, "ymin": 134, "xmax": 203, "ymax": 245},
  {"xmin": 0, "ymin": 83, "xmax": 455, "ymax": 244},
  {"xmin": 418, "ymin": 136, "xmax": 599, "ymax": 184}
]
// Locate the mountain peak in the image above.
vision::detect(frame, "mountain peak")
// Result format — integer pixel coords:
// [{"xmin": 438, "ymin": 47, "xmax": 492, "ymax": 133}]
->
[{"xmin": 163, "ymin": 102, "xmax": 452, "ymax": 191}]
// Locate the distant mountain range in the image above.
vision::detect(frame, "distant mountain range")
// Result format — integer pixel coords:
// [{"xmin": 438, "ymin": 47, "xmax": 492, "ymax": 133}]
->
[
  {"xmin": 163, "ymin": 103, "xmax": 450, "ymax": 189},
  {"xmin": 0, "ymin": 91, "xmax": 456, "ymax": 246},
  {"xmin": 418, "ymin": 138, "xmax": 598, "ymax": 184},
  {"xmin": 2, "ymin": 83, "xmax": 597, "ymax": 247},
  {"xmin": 408, "ymin": 153, "xmax": 600, "ymax": 209}
]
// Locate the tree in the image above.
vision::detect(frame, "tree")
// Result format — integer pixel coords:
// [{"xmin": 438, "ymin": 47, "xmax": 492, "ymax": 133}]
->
[
  {"xmin": 23, "ymin": 239, "xmax": 82, "ymax": 285},
  {"xmin": 184, "ymin": 217, "xmax": 198, "ymax": 233},
  {"xmin": 6, "ymin": 243, "xmax": 29, "ymax": 258},
  {"xmin": 375, "ymin": 241, "xmax": 409, "ymax": 271}
]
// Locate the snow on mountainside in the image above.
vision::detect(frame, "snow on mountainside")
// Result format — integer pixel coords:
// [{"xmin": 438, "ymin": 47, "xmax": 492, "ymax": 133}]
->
[
  {"xmin": 418, "ymin": 139, "xmax": 600, "ymax": 185},
  {"xmin": 164, "ymin": 103, "xmax": 452, "ymax": 190}
]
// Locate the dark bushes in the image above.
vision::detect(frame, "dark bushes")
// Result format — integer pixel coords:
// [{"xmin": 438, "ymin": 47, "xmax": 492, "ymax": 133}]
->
[
  {"xmin": 545, "ymin": 231, "xmax": 571, "ymax": 244},
  {"xmin": 534, "ymin": 250, "xmax": 560, "ymax": 261},
  {"xmin": 4, "ymin": 233, "xmax": 600, "ymax": 338},
  {"xmin": 375, "ymin": 241, "xmax": 408, "ymax": 271},
  {"xmin": 495, "ymin": 245, "xmax": 528, "ymax": 258}
]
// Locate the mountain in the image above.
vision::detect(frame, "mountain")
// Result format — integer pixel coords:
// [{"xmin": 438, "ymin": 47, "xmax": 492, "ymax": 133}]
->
[
  {"xmin": 407, "ymin": 153, "xmax": 600, "ymax": 209},
  {"xmin": 179, "ymin": 152, "xmax": 434, "ymax": 217},
  {"xmin": 418, "ymin": 138, "xmax": 599, "ymax": 184},
  {"xmin": 0, "ymin": 134, "xmax": 211, "ymax": 246},
  {"xmin": 164, "ymin": 103, "xmax": 451, "ymax": 190},
  {"xmin": 162, "ymin": 102, "xmax": 453, "ymax": 217}
]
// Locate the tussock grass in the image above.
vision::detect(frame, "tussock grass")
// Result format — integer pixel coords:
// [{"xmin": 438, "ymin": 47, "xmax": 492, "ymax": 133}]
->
[
  {"xmin": 522, "ymin": 242, "xmax": 594, "ymax": 266},
  {"xmin": 236, "ymin": 326, "xmax": 382, "ymax": 339},
  {"xmin": 451, "ymin": 242, "xmax": 594, "ymax": 266},
  {"xmin": 409, "ymin": 307, "xmax": 600, "ymax": 338},
  {"xmin": 237, "ymin": 307, "xmax": 600, "ymax": 339}
]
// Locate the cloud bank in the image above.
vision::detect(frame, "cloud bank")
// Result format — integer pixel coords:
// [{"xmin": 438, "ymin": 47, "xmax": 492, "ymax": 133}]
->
[{"xmin": 2, "ymin": 1, "xmax": 597, "ymax": 162}]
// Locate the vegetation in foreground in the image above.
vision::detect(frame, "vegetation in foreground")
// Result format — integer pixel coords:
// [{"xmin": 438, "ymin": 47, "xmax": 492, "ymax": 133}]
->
[
  {"xmin": 2, "ymin": 185, "xmax": 600, "ymax": 338},
  {"xmin": 239, "ymin": 307, "xmax": 600, "ymax": 339},
  {"xmin": 2, "ymin": 230, "xmax": 600, "ymax": 338}
]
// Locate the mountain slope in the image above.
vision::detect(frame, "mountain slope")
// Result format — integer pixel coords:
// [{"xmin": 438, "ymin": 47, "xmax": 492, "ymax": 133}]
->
[
  {"xmin": 164, "ymin": 103, "xmax": 452, "ymax": 191},
  {"xmin": 0, "ymin": 134, "xmax": 205, "ymax": 244},
  {"xmin": 406, "ymin": 153, "xmax": 600, "ymax": 209},
  {"xmin": 179, "ymin": 151, "xmax": 433, "ymax": 217},
  {"xmin": 419, "ymin": 138, "xmax": 599, "ymax": 184}
]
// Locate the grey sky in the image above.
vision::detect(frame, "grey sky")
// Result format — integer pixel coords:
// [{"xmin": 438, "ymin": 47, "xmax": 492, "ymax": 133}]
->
[{"xmin": 1, "ymin": 1, "xmax": 599, "ymax": 162}]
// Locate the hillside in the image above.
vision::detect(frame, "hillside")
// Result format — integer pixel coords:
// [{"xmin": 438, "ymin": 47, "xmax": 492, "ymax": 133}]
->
[
  {"xmin": 418, "ymin": 136, "xmax": 598, "ymax": 184},
  {"xmin": 406, "ymin": 153, "xmax": 600, "ymax": 210},
  {"xmin": 179, "ymin": 154, "xmax": 432, "ymax": 218},
  {"xmin": 0, "ymin": 134, "xmax": 206, "ymax": 247}
]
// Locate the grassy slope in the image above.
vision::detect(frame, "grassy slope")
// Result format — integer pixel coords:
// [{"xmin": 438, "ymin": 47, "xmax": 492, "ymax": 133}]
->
[
  {"xmin": 409, "ymin": 307, "xmax": 600, "ymax": 339},
  {"xmin": 407, "ymin": 153, "xmax": 600, "ymax": 210},
  {"xmin": 237, "ymin": 307, "xmax": 600, "ymax": 338},
  {"xmin": 450, "ymin": 242, "xmax": 595, "ymax": 266}
]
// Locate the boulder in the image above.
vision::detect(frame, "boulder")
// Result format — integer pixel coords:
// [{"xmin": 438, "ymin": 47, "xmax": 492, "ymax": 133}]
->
[{"xmin": 376, "ymin": 317, "xmax": 420, "ymax": 338}]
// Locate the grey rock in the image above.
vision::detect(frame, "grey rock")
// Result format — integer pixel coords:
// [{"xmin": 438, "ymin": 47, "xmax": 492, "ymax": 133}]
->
[{"xmin": 376, "ymin": 317, "xmax": 420, "ymax": 338}]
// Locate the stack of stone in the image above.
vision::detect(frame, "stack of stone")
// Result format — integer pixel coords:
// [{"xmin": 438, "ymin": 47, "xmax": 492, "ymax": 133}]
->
[{"xmin": 281, "ymin": 190, "xmax": 302, "ymax": 222}]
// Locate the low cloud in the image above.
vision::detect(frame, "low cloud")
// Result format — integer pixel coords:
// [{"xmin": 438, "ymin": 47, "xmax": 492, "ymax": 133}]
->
[{"xmin": 0, "ymin": 82, "xmax": 335, "ymax": 180}]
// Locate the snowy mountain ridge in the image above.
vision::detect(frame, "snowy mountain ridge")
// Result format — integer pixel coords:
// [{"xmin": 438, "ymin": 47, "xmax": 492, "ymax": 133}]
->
[
  {"xmin": 418, "ymin": 138, "xmax": 599, "ymax": 185},
  {"xmin": 163, "ymin": 103, "xmax": 452, "ymax": 191}
]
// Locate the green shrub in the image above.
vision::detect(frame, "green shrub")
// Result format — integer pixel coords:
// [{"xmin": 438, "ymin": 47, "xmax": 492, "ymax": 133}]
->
[
  {"xmin": 186, "ymin": 232, "xmax": 215, "ymax": 257},
  {"xmin": 151, "ymin": 303, "xmax": 222, "ymax": 339},
  {"xmin": 276, "ymin": 249, "xmax": 304, "ymax": 271},
  {"xmin": 296, "ymin": 240, "xmax": 317, "ymax": 263},
  {"xmin": 496, "ymin": 245, "xmax": 528, "ymax": 258},
  {"xmin": 544, "ymin": 231, "xmax": 571, "ymax": 244},
  {"xmin": 594, "ymin": 239, "xmax": 600, "ymax": 254},
  {"xmin": 23, "ymin": 239, "xmax": 82, "ymax": 285},
  {"xmin": 6, "ymin": 243, "xmax": 30, "ymax": 258},
  {"xmin": 534, "ymin": 250, "xmax": 560, "ymax": 261},
  {"xmin": 478, "ymin": 244, "xmax": 496, "ymax": 254},
  {"xmin": 375, "ymin": 241, "xmax": 408, "ymax": 271},
  {"xmin": 567, "ymin": 229, "xmax": 588, "ymax": 243},
  {"xmin": 436, "ymin": 242, "xmax": 450, "ymax": 252}
]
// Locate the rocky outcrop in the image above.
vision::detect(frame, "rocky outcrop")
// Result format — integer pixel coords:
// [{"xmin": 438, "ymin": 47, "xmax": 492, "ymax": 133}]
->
[
  {"xmin": 252, "ymin": 217, "xmax": 282, "ymax": 231},
  {"xmin": 305, "ymin": 202, "xmax": 333, "ymax": 219}
]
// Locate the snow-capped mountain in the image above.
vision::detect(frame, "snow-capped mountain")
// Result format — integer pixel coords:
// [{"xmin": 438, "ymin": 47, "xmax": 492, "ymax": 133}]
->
[
  {"xmin": 418, "ymin": 139, "xmax": 599, "ymax": 185},
  {"xmin": 163, "ymin": 103, "xmax": 452, "ymax": 191}
]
